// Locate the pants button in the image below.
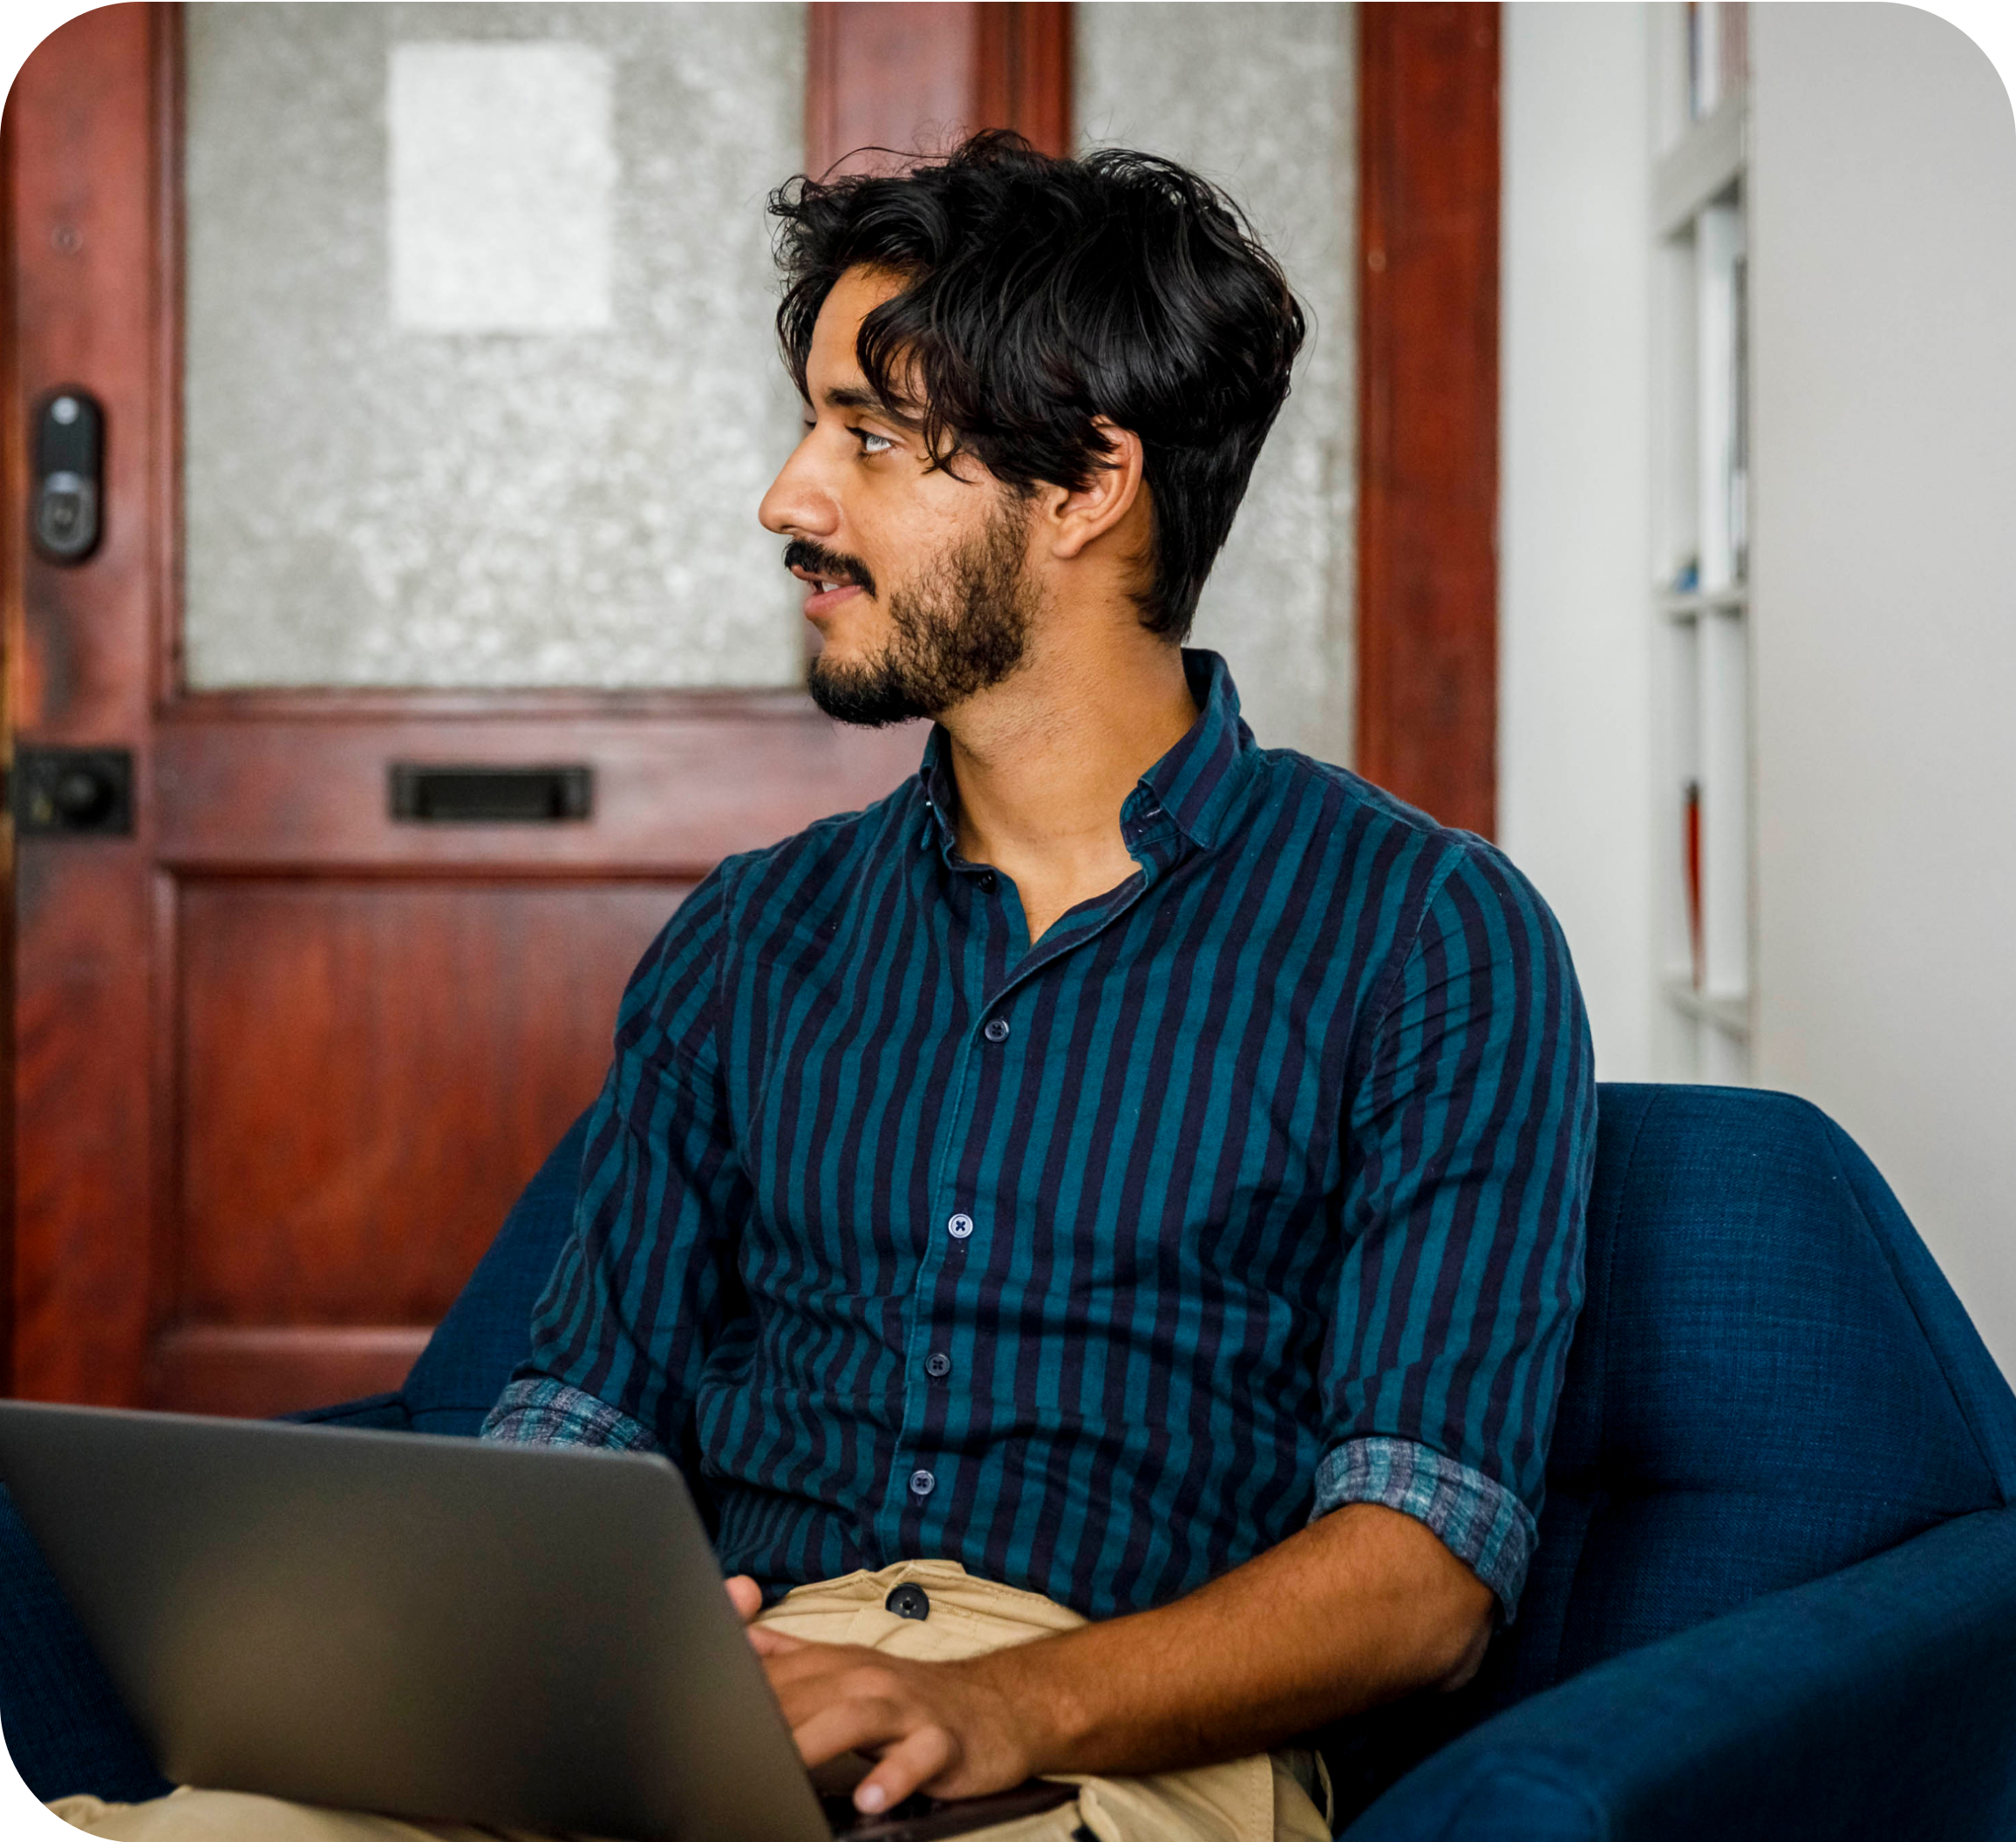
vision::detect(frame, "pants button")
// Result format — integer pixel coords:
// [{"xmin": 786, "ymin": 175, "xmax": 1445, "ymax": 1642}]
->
[{"xmin": 885, "ymin": 1583, "xmax": 931, "ymax": 1621}]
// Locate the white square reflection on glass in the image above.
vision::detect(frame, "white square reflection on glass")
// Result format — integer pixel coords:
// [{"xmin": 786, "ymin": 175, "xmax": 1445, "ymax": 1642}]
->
[{"xmin": 388, "ymin": 41, "xmax": 615, "ymax": 333}]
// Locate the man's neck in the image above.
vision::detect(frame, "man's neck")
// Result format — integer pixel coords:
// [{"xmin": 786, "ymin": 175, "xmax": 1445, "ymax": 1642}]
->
[{"xmin": 943, "ymin": 631, "xmax": 1198, "ymax": 946}]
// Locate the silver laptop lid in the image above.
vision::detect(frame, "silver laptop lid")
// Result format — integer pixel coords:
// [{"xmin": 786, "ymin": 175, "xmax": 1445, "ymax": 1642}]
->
[{"xmin": 0, "ymin": 1401, "xmax": 829, "ymax": 1842}]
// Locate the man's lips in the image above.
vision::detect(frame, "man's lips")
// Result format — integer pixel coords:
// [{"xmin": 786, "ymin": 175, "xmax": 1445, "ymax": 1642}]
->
[{"xmin": 792, "ymin": 568, "xmax": 868, "ymax": 619}]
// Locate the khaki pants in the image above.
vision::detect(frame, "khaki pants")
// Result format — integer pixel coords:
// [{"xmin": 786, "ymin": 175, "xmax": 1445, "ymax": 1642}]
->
[{"xmin": 51, "ymin": 1560, "xmax": 1332, "ymax": 1842}]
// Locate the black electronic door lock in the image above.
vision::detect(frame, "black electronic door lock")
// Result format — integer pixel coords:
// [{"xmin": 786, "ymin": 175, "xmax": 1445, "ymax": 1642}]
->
[
  {"xmin": 31, "ymin": 388, "xmax": 104, "ymax": 564},
  {"xmin": 10, "ymin": 748, "xmax": 134, "ymax": 836}
]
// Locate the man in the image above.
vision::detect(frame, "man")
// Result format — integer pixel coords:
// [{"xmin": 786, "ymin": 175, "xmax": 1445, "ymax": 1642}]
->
[
  {"xmin": 483, "ymin": 130, "xmax": 1593, "ymax": 1833},
  {"xmin": 55, "ymin": 134, "xmax": 1592, "ymax": 1842}
]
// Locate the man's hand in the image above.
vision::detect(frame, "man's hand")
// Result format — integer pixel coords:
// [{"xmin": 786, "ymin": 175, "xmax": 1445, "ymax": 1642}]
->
[
  {"xmin": 722, "ymin": 1575, "xmax": 1040, "ymax": 1813},
  {"xmin": 721, "ymin": 1504, "xmax": 1494, "ymax": 1815}
]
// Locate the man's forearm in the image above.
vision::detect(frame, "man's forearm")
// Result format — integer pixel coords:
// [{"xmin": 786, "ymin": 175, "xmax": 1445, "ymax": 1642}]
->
[
  {"xmin": 971, "ymin": 1503, "xmax": 1493, "ymax": 1777},
  {"xmin": 741, "ymin": 1501, "xmax": 1496, "ymax": 1811}
]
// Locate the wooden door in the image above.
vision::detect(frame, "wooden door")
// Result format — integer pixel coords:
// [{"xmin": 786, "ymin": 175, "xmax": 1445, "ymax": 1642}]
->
[{"xmin": 3, "ymin": 3, "xmax": 1069, "ymax": 1418}]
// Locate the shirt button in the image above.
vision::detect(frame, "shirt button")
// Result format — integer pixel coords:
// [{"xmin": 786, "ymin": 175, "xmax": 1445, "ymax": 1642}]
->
[
  {"xmin": 925, "ymin": 1351, "xmax": 951, "ymax": 1378},
  {"xmin": 977, "ymin": 872, "xmax": 997, "ymax": 891},
  {"xmin": 885, "ymin": 1583, "xmax": 931, "ymax": 1621},
  {"xmin": 909, "ymin": 1468, "xmax": 936, "ymax": 1497},
  {"xmin": 947, "ymin": 1213, "xmax": 974, "ymax": 1240},
  {"xmin": 984, "ymin": 1017, "xmax": 1010, "ymax": 1043}
]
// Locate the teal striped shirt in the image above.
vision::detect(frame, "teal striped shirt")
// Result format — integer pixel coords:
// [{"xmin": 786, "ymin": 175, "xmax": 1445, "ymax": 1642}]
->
[{"xmin": 487, "ymin": 651, "xmax": 1596, "ymax": 1620}]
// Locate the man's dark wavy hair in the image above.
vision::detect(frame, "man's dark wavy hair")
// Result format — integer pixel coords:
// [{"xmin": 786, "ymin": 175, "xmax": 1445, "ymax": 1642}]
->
[{"xmin": 768, "ymin": 132, "xmax": 1306, "ymax": 642}]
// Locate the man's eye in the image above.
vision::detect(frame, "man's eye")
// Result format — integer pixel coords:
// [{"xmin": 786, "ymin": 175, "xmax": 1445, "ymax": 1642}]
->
[{"xmin": 854, "ymin": 428, "xmax": 895, "ymax": 456}]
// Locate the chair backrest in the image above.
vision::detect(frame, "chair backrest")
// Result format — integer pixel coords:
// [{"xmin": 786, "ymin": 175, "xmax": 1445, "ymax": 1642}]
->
[
  {"xmin": 1323, "ymin": 1083, "xmax": 2016, "ymax": 1824},
  {"xmin": 397, "ymin": 1112, "xmax": 591, "ymax": 1436},
  {"xmin": 1501, "ymin": 1082, "xmax": 2016, "ymax": 1702}
]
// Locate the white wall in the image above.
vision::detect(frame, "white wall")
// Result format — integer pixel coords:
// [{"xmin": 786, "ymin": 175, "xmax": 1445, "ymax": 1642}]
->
[
  {"xmin": 1499, "ymin": 3, "xmax": 1658, "ymax": 1081},
  {"xmin": 1075, "ymin": 3, "xmax": 1356, "ymax": 761},
  {"xmin": 1750, "ymin": 3, "xmax": 2016, "ymax": 1375}
]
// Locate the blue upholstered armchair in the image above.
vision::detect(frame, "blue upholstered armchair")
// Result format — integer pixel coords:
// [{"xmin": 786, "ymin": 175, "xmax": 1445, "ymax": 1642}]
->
[{"xmin": 5, "ymin": 1084, "xmax": 2015, "ymax": 1838}]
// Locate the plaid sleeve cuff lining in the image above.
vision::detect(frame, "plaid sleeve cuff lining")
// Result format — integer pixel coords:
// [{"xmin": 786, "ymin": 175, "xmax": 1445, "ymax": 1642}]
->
[
  {"xmin": 1311, "ymin": 1435, "xmax": 1536, "ymax": 1620},
  {"xmin": 480, "ymin": 1376, "xmax": 663, "ymax": 1455}
]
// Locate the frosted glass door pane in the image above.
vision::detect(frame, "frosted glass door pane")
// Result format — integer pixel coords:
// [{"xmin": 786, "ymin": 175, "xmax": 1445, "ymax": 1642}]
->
[{"xmin": 182, "ymin": 3, "xmax": 806, "ymax": 690}]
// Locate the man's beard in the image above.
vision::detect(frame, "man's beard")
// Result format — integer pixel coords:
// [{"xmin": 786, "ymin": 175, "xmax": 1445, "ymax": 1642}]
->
[{"xmin": 799, "ymin": 500, "xmax": 1039, "ymax": 728}]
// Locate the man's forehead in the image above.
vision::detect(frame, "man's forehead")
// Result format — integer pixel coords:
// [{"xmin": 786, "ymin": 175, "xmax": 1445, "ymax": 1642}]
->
[
  {"xmin": 807, "ymin": 268, "xmax": 902, "ymax": 363},
  {"xmin": 802, "ymin": 270, "xmax": 923, "ymax": 420}
]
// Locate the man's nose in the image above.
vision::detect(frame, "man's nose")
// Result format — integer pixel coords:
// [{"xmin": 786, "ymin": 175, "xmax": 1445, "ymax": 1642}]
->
[{"xmin": 759, "ymin": 437, "xmax": 838, "ymax": 540}]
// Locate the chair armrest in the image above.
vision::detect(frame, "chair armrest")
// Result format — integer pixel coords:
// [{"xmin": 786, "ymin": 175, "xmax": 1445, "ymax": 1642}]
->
[
  {"xmin": 1340, "ymin": 1506, "xmax": 2016, "ymax": 1842},
  {"xmin": 278, "ymin": 1392, "xmax": 413, "ymax": 1431}
]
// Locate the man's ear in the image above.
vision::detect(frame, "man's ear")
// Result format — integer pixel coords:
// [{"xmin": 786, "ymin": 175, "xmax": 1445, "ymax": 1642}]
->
[{"xmin": 1041, "ymin": 420, "xmax": 1147, "ymax": 561}]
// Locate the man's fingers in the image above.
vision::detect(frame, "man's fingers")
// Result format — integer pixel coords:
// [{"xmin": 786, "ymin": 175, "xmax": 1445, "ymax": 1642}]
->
[
  {"xmin": 854, "ymin": 1723, "xmax": 959, "ymax": 1814},
  {"xmin": 724, "ymin": 1574, "xmax": 763, "ymax": 1623},
  {"xmin": 787, "ymin": 1696, "xmax": 909, "ymax": 1770},
  {"xmin": 746, "ymin": 1623, "xmax": 807, "ymax": 1657},
  {"xmin": 747, "ymin": 1644, "xmax": 1017, "ymax": 1808}
]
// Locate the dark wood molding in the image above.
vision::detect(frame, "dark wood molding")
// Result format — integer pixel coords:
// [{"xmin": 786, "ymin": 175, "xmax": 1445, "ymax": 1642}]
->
[
  {"xmin": 163, "ymin": 685, "xmax": 837, "ymax": 723},
  {"xmin": 149, "ymin": 710, "xmax": 922, "ymax": 876},
  {"xmin": 1357, "ymin": 3, "xmax": 1501, "ymax": 839},
  {"xmin": 147, "ymin": 1323, "xmax": 432, "ymax": 1420},
  {"xmin": 805, "ymin": 2, "xmax": 1073, "ymax": 180},
  {"xmin": 976, "ymin": 3, "xmax": 1073, "ymax": 158}
]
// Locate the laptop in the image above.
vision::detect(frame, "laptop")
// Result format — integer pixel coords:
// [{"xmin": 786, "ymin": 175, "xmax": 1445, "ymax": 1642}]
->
[{"xmin": 0, "ymin": 1402, "xmax": 1078, "ymax": 1841}]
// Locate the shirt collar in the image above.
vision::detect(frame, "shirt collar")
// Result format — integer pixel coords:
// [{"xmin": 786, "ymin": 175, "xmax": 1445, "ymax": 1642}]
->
[
  {"xmin": 1133, "ymin": 649, "xmax": 1252, "ymax": 850},
  {"xmin": 914, "ymin": 649, "xmax": 1253, "ymax": 858}
]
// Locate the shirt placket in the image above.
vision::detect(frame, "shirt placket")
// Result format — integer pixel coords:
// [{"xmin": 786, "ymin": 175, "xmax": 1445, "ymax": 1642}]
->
[{"xmin": 880, "ymin": 795, "xmax": 1182, "ymax": 1555}]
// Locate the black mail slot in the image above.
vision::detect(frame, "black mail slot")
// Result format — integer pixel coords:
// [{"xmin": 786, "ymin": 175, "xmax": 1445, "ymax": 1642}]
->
[{"xmin": 389, "ymin": 764, "xmax": 592, "ymax": 823}]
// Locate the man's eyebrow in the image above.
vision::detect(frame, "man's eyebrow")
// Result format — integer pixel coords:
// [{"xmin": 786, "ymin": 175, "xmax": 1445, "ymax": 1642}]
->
[{"xmin": 821, "ymin": 384, "xmax": 923, "ymax": 426}]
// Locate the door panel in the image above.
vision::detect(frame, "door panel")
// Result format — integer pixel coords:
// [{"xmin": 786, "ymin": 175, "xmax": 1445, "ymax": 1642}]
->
[
  {"xmin": 167, "ymin": 877, "xmax": 685, "ymax": 1415},
  {"xmin": 174, "ymin": 879, "xmax": 684, "ymax": 1324}
]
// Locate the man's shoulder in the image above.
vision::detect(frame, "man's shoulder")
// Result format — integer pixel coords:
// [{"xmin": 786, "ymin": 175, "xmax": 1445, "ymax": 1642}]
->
[
  {"xmin": 706, "ymin": 776, "xmax": 924, "ymax": 912},
  {"xmin": 1236, "ymin": 744, "xmax": 1562, "ymax": 938},
  {"xmin": 1237, "ymin": 743, "xmax": 1474, "ymax": 874},
  {"xmin": 1245, "ymin": 744, "xmax": 1444, "ymax": 833},
  {"xmin": 616, "ymin": 778, "xmax": 922, "ymax": 1014}
]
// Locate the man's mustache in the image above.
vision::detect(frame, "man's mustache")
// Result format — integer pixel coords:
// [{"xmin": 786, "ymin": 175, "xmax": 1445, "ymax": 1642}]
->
[{"xmin": 785, "ymin": 539, "xmax": 877, "ymax": 600}]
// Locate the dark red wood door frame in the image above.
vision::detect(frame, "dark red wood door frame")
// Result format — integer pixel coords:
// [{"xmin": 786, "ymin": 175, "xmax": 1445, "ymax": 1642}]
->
[
  {"xmin": 1358, "ymin": 3, "xmax": 1501, "ymax": 839},
  {"xmin": 807, "ymin": 3, "xmax": 1072, "ymax": 178},
  {"xmin": 3, "ymin": 3, "xmax": 165, "ymax": 1405}
]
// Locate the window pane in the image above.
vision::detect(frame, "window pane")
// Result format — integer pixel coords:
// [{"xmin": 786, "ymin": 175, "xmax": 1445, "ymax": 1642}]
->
[{"xmin": 182, "ymin": 3, "xmax": 806, "ymax": 690}]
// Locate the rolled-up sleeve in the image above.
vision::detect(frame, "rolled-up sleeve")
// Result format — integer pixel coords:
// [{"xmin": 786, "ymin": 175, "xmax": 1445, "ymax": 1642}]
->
[
  {"xmin": 482, "ymin": 867, "xmax": 753, "ymax": 1477},
  {"xmin": 1312, "ymin": 841, "xmax": 1595, "ymax": 1620}
]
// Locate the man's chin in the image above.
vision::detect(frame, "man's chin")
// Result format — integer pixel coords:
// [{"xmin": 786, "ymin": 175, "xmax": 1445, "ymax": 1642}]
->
[{"xmin": 806, "ymin": 656, "xmax": 931, "ymax": 729}]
